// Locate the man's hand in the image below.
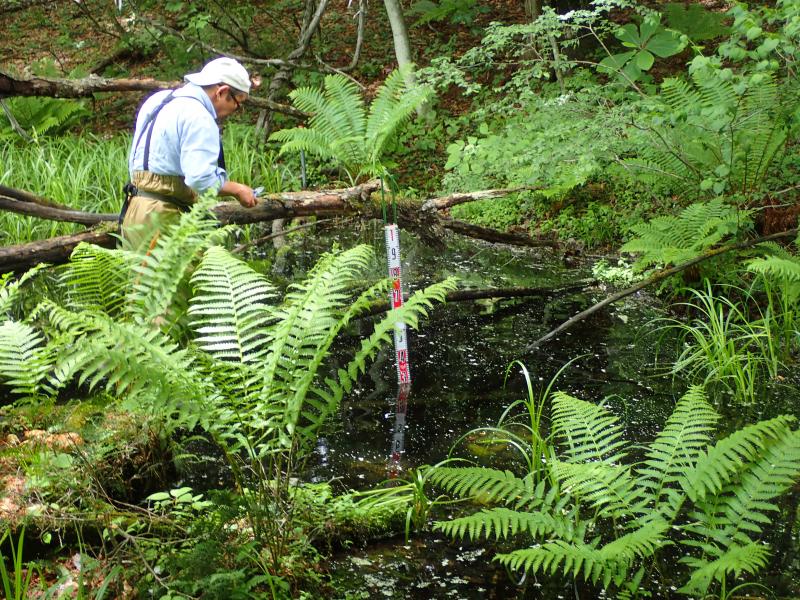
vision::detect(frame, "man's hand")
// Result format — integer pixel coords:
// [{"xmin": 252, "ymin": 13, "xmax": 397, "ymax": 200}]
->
[
  {"xmin": 235, "ymin": 183, "xmax": 257, "ymax": 208},
  {"xmin": 221, "ymin": 181, "xmax": 257, "ymax": 208}
]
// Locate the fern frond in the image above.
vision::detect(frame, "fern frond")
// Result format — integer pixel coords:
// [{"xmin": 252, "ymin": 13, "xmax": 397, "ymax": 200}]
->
[
  {"xmin": 366, "ymin": 67, "xmax": 430, "ymax": 166},
  {"xmin": 298, "ymin": 279, "xmax": 389, "ymax": 437},
  {"xmin": 339, "ymin": 278, "xmax": 456, "ymax": 387},
  {"xmin": 270, "ymin": 127, "xmax": 339, "ymax": 163},
  {"xmin": 0, "ymin": 264, "xmax": 47, "ymax": 316},
  {"xmin": 286, "ymin": 76, "xmax": 367, "ymax": 172},
  {"xmin": 683, "ymin": 415, "xmax": 796, "ymax": 503},
  {"xmin": 690, "ymin": 428, "xmax": 800, "ymax": 546},
  {"xmin": 189, "ymin": 246, "xmax": 279, "ymax": 362},
  {"xmin": 551, "ymin": 392, "xmax": 628, "ymax": 463},
  {"xmin": 497, "ymin": 517, "xmax": 668, "ymax": 590},
  {"xmin": 692, "ymin": 69, "xmax": 738, "ymax": 113},
  {"xmin": 678, "ymin": 542, "xmax": 770, "ymax": 595},
  {"xmin": 0, "ymin": 320, "xmax": 49, "ymax": 397},
  {"xmin": 434, "ymin": 507, "xmax": 572, "ymax": 541},
  {"xmin": 661, "ymin": 77, "xmax": 703, "ymax": 115},
  {"xmin": 61, "ymin": 243, "xmax": 135, "ymax": 316},
  {"xmin": 621, "ymin": 199, "xmax": 748, "ymax": 270},
  {"xmin": 599, "ymin": 517, "xmax": 670, "ymax": 562},
  {"xmin": 273, "ymin": 68, "xmax": 430, "ymax": 183},
  {"xmin": 636, "ymin": 386, "xmax": 718, "ymax": 517},
  {"xmin": 260, "ymin": 246, "xmax": 374, "ymax": 423},
  {"xmin": 747, "ymin": 256, "xmax": 800, "ymax": 284},
  {"xmin": 36, "ymin": 300, "xmax": 201, "ymax": 401},
  {"xmin": 427, "ymin": 466, "xmax": 531, "ymax": 505},
  {"xmin": 553, "ymin": 461, "xmax": 643, "ymax": 519}
]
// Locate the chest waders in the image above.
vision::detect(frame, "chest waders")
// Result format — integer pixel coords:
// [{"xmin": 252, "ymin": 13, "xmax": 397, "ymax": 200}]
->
[{"xmin": 381, "ymin": 179, "xmax": 412, "ymax": 478}]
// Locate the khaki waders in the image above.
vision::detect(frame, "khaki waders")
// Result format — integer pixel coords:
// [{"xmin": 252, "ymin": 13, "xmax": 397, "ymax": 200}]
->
[{"xmin": 121, "ymin": 171, "xmax": 197, "ymax": 250}]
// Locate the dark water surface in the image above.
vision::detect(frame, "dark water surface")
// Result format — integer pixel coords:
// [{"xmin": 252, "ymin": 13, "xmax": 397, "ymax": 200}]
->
[{"xmin": 256, "ymin": 224, "xmax": 800, "ymax": 599}]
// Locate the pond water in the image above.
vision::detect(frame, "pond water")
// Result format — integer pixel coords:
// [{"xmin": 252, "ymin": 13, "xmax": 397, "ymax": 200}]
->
[{"xmin": 246, "ymin": 224, "xmax": 798, "ymax": 599}]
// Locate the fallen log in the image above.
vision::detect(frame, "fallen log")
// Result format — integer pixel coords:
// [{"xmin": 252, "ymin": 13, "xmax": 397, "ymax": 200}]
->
[
  {"xmin": 442, "ymin": 219, "xmax": 559, "ymax": 248},
  {"xmin": 0, "ymin": 184, "xmax": 79, "ymax": 211},
  {"xmin": 0, "ymin": 71, "xmax": 305, "ymax": 118},
  {"xmin": 420, "ymin": 186, "xmax": 542, "ymax": 211},
  {"xmin": 0, "ymin": 229, "xmax": 117, "ymax": 274},
  {"xmin": 0, "ymin": 181, "xmax": 561, "ymax": 272},
  {"xmin": 0, "ymin": 196, "xmax": 117, "ymax": 225}
]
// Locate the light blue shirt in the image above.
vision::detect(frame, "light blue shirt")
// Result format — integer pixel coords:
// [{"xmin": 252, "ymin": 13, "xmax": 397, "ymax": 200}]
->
[{"xmin": 128, "ymin": 83, "xmax": 227, "ymax": 194}]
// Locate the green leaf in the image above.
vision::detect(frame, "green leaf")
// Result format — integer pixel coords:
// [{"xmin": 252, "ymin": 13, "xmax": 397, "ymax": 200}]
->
[
  {"xmin": 616, "ymin": 24, "xmax": 642, "ymax": 47},
  {"xmin": 597, "ymin": 51, "xmax": 636, "ymax": 74},
  {"xmin": 147, "ymin": 492, "xmax": 171, "ymax": 502},
  {"xmin": 646, "ymin": 31, "xmax": 684, "ymax": 58},
  {"xmin": 746, "ymin": 26, "xmax": 763, "ymax": 40},
  {"xmin": 639, "ymin": 18, "xmax": 660, "ymax": 43},
  {"xmin": 635, "ymin": 50, "xmax": 655, "ymax": 71}
]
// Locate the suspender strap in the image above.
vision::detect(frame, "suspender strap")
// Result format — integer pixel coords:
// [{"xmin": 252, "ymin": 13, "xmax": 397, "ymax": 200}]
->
[{"xmin": 139, "ymin": 91, "xmax": 176, "ymax": 172}]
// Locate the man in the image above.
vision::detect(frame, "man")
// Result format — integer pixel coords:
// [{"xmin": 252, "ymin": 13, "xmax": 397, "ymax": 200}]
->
[{"xmin": 122, "ymin": 57, "xmax": 257, "ymax": 248}]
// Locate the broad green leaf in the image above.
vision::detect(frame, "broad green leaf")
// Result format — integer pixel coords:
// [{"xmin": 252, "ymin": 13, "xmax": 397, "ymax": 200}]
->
[
  {"xmin": 636, "ymin": 50, "xmax": 655, "ymax": 71},
  {"xmin": 597, "ymin": 51, "xmax": 636, "ymax": 74},
  {"xmin": 639, "ymin": 18, "xmax": 660, "ymax": 43},
  {"xmin": 617, "ymin": 23, "xmax": 642, "ymax": 47},
  {"xmin": 647, "ymin": 31, "xmax": 684, "ymax": 58}
]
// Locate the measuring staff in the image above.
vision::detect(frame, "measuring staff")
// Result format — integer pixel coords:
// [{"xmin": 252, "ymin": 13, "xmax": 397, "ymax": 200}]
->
[{"xmin": 381, "ymin": 178, "xmax": 413, "ymax": 477}]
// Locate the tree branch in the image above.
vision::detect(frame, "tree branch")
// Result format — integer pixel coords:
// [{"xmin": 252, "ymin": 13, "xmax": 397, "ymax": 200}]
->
[
  {"xmin": 0, "ymin": 71, "xmax": 307, "ymax": 118},
  {"xmin": 525, "ymin": 228, "xmax": 800, "ymax": 350}
]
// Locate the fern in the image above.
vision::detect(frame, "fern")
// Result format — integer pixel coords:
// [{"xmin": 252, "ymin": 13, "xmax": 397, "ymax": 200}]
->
[
  {"xmin": 494, "ymin": 519, "xmax": 669, "ymax": 591},
  {"xmin": 189, "ymin": 246, "xmax": 279, "ymax": 363},
  {"xmin": 626, "ymin": 70, "xmax": 789, "ymax": 200},
  {"xmin": 636, "ymin": 386, "xmax": 718, "ymax": 518},
  {"xmin": 0, "ymin": 320, "xmax": 49, "ymax": 397},
  {"xmin": 61, "ymin": 243, "xmax": 135, "ymax": 316},
  {"xmin": 127, "ymin": 194, "xmax": 235, "ymax": 327},
  {"xmin": 271, "ymin": 67, "xmax": 430, "ymax": 183},
  {"xmin": 433, "ymin": 386, "xmax": 800, "ymax": 596},
  {"xmin": 552, "ymin": 461, "xmax": 644, "ymax": 519},
  {"xmin": 365, "ymin": 67, "xmax": 430, "ymax": 165},
  {"xmin": 0, "ymin": 97, "xmax": 89, "ymax": 138},
  {"xmin": 427, "ymin": 466, "xmax": 532, "ymax": 506},
  {"xmin": 436, "ymin": 506, "xmax": 573, "ymax": 541},
  {"xmin": 679, "ymin": 542, "xmax": 770, "ymax": 595},
  {"xmin": 687, "ymin": 428, "xmax": 800, "ymax": 548},
  {"xmin": 0, "ymin": 265, "xmax": 47, "ymax": 317},
  {"xmin": 34, "ymin": 300, "xmax": 202, "ymax": 403},
  {"xmin": 187, "ymin": 244, "xmax": 455, "ymax": 456},
  {"xmin": 621, "ymin": 199, "xmax": 749, "ymax": 271},
  {"xmin": 747, "ymin": 256, "xmax": 800, "ymax": 284},
  {"xmin": 682, "ymin": 415, "xmax": 796, "ymax": 503},
  {"xmin": 551, "ymin": 392, "xmax": 628, "ymax": 463}
]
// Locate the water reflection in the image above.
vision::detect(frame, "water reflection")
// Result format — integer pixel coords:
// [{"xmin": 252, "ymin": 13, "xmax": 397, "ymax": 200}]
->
[{"xmin": 388, "ymin": 382, "xmax": 410, "ymax": 479}]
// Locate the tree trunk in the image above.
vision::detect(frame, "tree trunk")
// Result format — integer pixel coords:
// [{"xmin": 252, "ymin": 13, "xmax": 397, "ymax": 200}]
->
[
  {"xmin": 382, "ymin": 0, "xmax": 431, "ymax": 119},
  {"xmin": 259, "ymin": 0, "xmax": 329, "ymax": 139}
]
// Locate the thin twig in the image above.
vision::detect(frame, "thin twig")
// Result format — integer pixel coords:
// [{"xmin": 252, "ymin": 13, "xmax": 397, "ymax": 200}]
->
[{"xmin": 232, "ymin": 217, "xmax": 342, "ymax": 253}]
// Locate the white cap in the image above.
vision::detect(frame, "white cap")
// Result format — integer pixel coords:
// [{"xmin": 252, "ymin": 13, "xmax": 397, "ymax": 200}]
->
[{"xmin": 184, "ymin": 57, "xmax": 251, "ymax": 94}]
